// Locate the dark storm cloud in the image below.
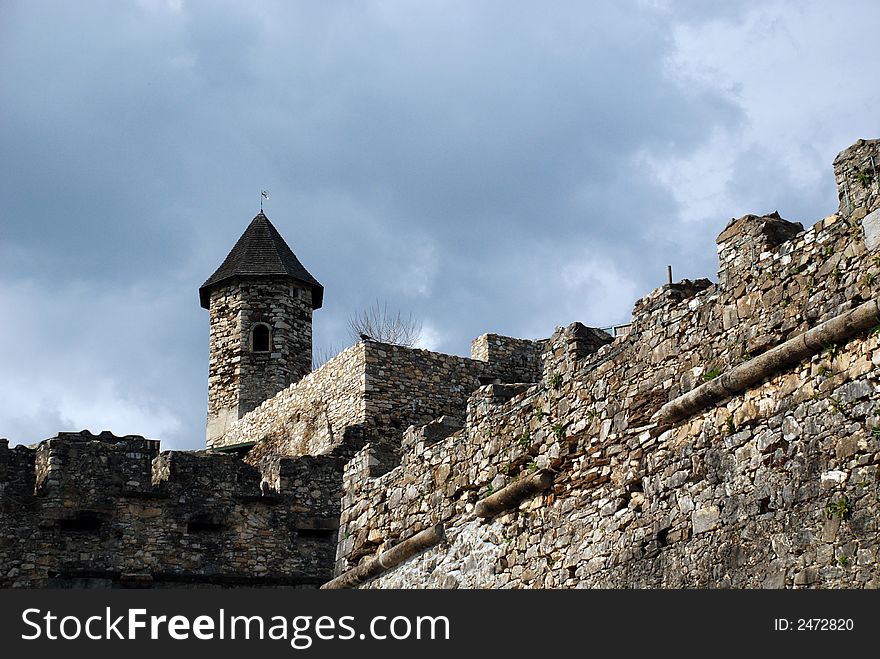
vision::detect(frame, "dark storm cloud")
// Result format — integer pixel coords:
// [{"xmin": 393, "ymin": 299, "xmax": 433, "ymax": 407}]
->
[{"xmin": 1, "ymin": 0, "xmax": 877, "ymax": 448}]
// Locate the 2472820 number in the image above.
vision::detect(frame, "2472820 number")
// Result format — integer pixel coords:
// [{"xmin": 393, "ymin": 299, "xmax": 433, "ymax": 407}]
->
[{"xmin": 796, "ymin": 618, "xmax": 853, "ymax": 631}]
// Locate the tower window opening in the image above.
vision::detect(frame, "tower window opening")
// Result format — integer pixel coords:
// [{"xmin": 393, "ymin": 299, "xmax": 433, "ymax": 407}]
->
[
  {"xmin": 252, "ymin": 323, "xmax": 271, "ymax": 352},
  {"xmin": 187, "ymin": 514, "xmax": 224, "ymax": 533},
  {"xmin": 59, "ymin": 512, "xmax": 104, "ymax": 532}
]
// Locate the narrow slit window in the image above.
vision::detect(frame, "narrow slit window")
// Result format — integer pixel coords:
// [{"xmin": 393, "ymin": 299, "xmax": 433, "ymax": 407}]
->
[{"xmin": 252, "ymin": 324, "xmax": 271, "ymax": 352}]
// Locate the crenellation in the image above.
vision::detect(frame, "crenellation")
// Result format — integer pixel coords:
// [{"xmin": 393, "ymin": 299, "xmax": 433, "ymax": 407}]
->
[
  {"xmin": 0, "ymin": 439, "xmax": 36, "ymax": 498},
  {"xmin": 33, "ymin": 431, "xmax": 160, "ymax": 499},
  {"xmin": 541, "ymin": 322, "xmax": 615, "ymax": 379},
  {"xmin": 0, "ymin": 430, "xmax": 344, "ymax": 587}
]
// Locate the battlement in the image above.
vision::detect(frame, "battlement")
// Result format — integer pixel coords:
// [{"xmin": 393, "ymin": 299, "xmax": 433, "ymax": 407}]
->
[
  {"xmin": 2, "ymin": 430, "xmax": 328, "ymax": 503},
  {"xmin": 0, "ymin": 430, "xmax": 342, "ymax": 587},
  {"xmin": 29, "ymin": 431, "xmax": 160, "ymax": 500}
]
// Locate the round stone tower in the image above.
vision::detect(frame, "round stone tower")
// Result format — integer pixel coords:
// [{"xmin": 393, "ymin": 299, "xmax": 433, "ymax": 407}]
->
[{"xmin": 199, "ymin": 212, "xmax": 323, "ymax": 446}]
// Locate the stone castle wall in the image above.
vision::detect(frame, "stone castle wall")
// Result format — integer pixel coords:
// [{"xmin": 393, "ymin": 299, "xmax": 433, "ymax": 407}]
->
[
  {"xmin": 210, "ymin": 342, "xmax": 368, "ymax": 454},
  {"xmin": 212, "ymin": 336, "xmax": 547, "ymax": 461},
  {"xmin": 471, "ymin": 333, "xmax": 545, "ymax": 384},
  {"xmin": 362, "ymin": 342, "xmax": 488, "ymax": 439},
  {"xmin": 0, "ymin": 333, "xmax": 547, "ymax": 589},
  {"xmin": 333, "ymin": 139, "xmax": 880, "ymax": 588},
  {"xmin": 0, "ymin": 431, "xmax": 342, "ymax": 588}
]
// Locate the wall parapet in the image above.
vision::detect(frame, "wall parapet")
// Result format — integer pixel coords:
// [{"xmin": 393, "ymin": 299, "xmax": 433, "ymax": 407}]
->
[
  {"xmin": 0, "ymin": 430, "xmax": 343, "ymax": 587},
  {"xmin": 471, "ymin": 333, "xmax": 545, "ymax": 383}
]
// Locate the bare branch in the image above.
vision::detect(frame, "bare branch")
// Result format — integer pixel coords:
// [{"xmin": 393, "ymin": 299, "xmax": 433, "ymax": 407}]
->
[{"xmin": 348, "ymin": 300, "xmax": 422, "ymax": 347}]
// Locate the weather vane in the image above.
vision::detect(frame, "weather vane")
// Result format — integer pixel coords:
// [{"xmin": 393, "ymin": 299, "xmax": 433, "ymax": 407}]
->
[{"xmin": 260, "ymin": 189, "xmax": 269, "ymax": 212}]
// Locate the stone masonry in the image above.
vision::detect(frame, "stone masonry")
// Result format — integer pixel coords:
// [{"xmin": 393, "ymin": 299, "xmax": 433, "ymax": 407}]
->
[
  {"xmin": 2, "ymin": 137, "xmax": 880, "ymax": 589},
  {"xmin": 471, "ymin": 334, "xmax": 545, "ymax": 385},
  {"xmin": 206, "ymin": 280, "xmax": 315, "ymax": 443},
  {"xmin": 215, "ymin": 336, "xmax": 545, "ymax": 464},
  {"xmin": 0, "ymin": 431, "xmax": 343, "ymax": 587}
]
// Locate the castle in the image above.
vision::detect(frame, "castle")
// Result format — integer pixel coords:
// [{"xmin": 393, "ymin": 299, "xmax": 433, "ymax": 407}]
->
[{"xmin": 2, "ymin": 138, "xmax": 879, "ymax": 588}]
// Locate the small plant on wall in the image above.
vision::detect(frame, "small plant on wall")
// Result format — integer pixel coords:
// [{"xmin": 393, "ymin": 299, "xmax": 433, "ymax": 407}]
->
[
  {"xmin": 828, "ymin": 396, "xmax": 850, "ymax": 415},
  {"xmin": 726, "ymin": 417, "xmax": 736, "ymax": 436},
  {"xmin": 703, "ymin": 366, "xmax": 722, "ymax": 381},
  {"xmin": 824, "ymin": 495, "xmax": 852, "ymax": 521}
]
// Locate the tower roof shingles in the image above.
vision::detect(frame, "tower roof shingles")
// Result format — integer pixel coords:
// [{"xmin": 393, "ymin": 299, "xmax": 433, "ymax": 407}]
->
[{"xmin": 199, "ymin": 212, "xmax": 323, "ymax": 309}]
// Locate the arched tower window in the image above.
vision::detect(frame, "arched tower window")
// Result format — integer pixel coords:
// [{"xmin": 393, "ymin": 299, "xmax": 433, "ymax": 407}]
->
[{"xmin": 251, "ymin": 323, "xmax": 271, "ymax": 352}]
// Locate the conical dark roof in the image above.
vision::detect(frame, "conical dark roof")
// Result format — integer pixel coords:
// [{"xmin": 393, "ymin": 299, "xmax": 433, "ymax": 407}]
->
[{"xmin": 199, "ymin": 212, "xmax": 323, "ymax": 309}]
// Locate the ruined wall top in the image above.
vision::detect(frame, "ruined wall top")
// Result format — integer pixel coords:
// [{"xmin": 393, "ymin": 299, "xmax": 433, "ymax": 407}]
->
[
  {"xmin": 715, "ymin": 211, "xmax": 804, "ymax": 288},
  {"xmin": 0, "ymin": 430, "xmax": 340, "ymax": 510},
  {"xmin": 833, "ymin": 138, "xmax": 880, "ymax": 219},
  {"xmin": 471, "ymin": 333, "xmax": 545, "ymax": 384}
]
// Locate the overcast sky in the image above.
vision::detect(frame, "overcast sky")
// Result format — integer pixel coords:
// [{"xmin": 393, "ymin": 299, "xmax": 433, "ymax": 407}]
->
[{"xmin": 1, "ymin": 0, "xmax": 878, "ymax": 449}]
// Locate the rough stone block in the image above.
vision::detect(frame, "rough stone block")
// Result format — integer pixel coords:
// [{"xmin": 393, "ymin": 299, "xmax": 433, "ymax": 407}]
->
[
  {"xmin": 692, "ymin": 506, "xmax": 721, "ymax": 534},
  {"xmin": 862, "ymin": 209, "xmax": 880, "ymax": 250}
]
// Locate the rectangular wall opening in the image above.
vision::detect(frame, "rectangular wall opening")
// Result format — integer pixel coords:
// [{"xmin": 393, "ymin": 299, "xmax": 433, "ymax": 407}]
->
[{"xmin": 59, "ymin": 513, "xmax": 104, "ymax": 532}]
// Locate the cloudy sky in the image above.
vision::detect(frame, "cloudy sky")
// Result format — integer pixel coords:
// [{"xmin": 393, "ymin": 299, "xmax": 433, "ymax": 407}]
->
[{"xmin": 1, "ymin": 0, "xmax": 878, "ymax": 449}]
